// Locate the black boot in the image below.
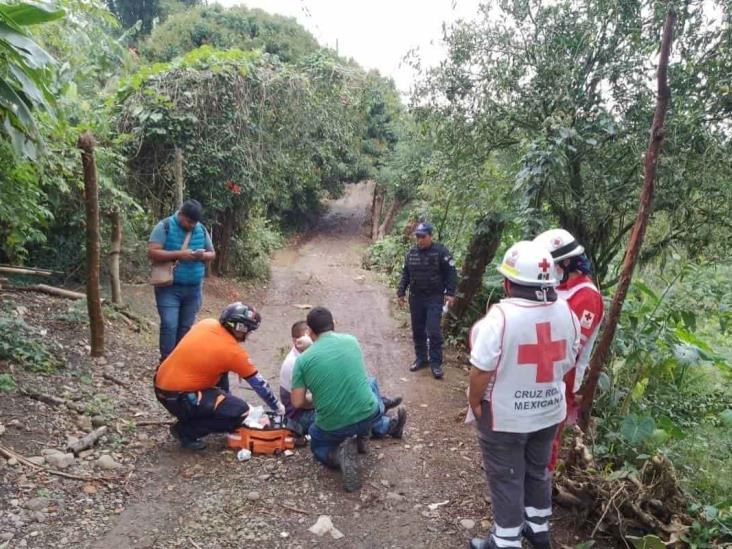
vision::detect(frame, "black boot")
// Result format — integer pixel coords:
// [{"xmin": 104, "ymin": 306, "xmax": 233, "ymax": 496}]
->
[
  {"xmin": 382, "ymin": 396, "xmax": 403, "ymax": 411},
  {"xmin": 169, "ymin": 424, "xmax": 206, "ymax": 451},
  {"xmin": 387, "ymin": 406, "xmax": 407, "ymax": 439},
  {"xmin": 409, "ymin": 360, "xmax": 429, "ymax": 372},
  {"xmin": 522, "ymin": 525, "xmax": 551, "ymax": 549},
  {"xmin": 356, "ymin": 434, "xmax": 368, "ymax": 454},
  {"xmin": 430, "ymin": 363, "xmax": 444, "ymax": 379},
  {"xmin": 336, "ymin": 437, "xmax": 361, "ymax": 492}
]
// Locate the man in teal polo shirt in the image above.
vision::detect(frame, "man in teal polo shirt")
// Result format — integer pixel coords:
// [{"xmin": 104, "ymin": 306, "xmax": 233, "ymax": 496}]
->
[
  {"xmin": 291, "ymin": 307, "xmax": 407, "ymax": 492},
  {"xmin": 149, "ymin": 199, "xmax": 215, "ymax": 363}
]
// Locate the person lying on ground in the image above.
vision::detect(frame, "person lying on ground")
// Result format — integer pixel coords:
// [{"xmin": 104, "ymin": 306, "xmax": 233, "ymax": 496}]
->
[
  {"xmin": 290, "ymin": 307, "xmax": 407, "ymax": 492},
  {"xmin": 280, "ymin": 320, "xmax": 403, "ymax": 438},
  {"xmin": 154, "ymin": 302, "xmax": 285, "ymax": 450}
]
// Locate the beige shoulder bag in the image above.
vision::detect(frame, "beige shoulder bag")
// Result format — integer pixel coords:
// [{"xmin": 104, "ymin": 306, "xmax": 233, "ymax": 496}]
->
[{"xmin": 150, "ymin": 230, "xmax": 192, "ymax": 287}]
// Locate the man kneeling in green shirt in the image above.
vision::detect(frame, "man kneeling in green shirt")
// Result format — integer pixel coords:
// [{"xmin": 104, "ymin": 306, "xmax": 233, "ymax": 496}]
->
[{"xmin": 291, "ymin": 307, "xmax": 407, "ymax": 492}]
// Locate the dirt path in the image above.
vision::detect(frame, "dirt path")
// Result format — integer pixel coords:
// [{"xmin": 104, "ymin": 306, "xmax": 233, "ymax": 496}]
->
[{"xmin": 1, "ymin": 182, "xmax": 595, "ymax": 548}]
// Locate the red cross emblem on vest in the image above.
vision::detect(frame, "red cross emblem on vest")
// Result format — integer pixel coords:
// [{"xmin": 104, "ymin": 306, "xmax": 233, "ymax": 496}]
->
[{"xmin": 517, "ymin": 322, "xmax": 567, "ymax": 382}]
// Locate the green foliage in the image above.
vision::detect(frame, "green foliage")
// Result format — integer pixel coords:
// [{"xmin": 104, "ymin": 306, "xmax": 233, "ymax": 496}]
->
[
  {"xmin": 363, "ymin": 234, "xmax": 409, "ymax": 284},
  {"xmin": 684, "ymin": 502, "xmax": 732, "ymax": 548},
  {"xmin": 116, "ymin": 43, "xmax": 398, "ymax": 275},
  {"xmin": 0, "ymin": 373, "xmax": 16, "ymax": 392},
  {"xmin": 141, "ymin": 5, "xmax": 319, "ymax": 62},
  {"xmin": 409, "ymin": 0, "xmax": 732, "ymax": 286},
  {"xmin": 0, "ymin": 312, "xmax": 62, "ymax": 373},
  {"xmin": 228, "ymin": 212, "xmax": 283, "ymax": 281},
  {"xmin": 0, "ymin": 0, "xmax": 64, "ymax": 158}
]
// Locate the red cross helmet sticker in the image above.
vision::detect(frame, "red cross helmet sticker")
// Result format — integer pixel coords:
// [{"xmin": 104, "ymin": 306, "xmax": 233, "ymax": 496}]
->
[{"xmin": 552, "ymin": 237, "xmax": 562, "ymax": 247}]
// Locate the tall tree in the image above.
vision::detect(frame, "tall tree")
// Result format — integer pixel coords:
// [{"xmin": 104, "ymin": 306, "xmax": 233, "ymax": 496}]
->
[
  {"xmin": 412, "ymin": 0, "xmax": 732, "ymax": 286},
  {"xmin": 580, "ymin": 9, "xmax": 677, "ymax": 428}
]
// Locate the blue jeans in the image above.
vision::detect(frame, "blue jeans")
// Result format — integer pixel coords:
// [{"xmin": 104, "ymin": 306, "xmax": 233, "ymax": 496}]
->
[
  {"xmin": 409, "ymin": 294, "xmax": 444, "ymax": 365},
  {"xmin": 154, "ymin": 283, "xmax": 202, "ymax": 361},
  {"xmin": 308, "ymin": 377, "xmax": 391, "ymax": 465},
  {"xmin": 286, "ymin": 409, "xmax": 316, "ymax": 437}
]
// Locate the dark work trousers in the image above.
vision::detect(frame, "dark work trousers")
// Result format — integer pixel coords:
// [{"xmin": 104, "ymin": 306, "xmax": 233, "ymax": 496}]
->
[
  {"xmin": 155, "ymin": 385, "xmax": 249, "ymax": 441},
  {"xmin": 409, "ymin": 294, "xmax": 444, "ymax": 366},
  {"xmin": 476, "ymin": 401, "xmax": 558, "ymax": 548}
]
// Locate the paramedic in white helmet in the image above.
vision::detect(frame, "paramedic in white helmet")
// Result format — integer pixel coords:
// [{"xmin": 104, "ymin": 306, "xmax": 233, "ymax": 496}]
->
[
  {"xmin": 468, "ymin": 241, "xmax": 580, "ymax": 549},
  {"xmin": 533, "ymin": 229, "xmax": 604, "ymax": 471}
]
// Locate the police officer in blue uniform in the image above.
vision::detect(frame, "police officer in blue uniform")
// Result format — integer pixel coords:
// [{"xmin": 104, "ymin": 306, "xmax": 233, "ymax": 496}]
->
[{"xmin": 397, "ymin": 222, "xmax": 458, "ymax": 379}]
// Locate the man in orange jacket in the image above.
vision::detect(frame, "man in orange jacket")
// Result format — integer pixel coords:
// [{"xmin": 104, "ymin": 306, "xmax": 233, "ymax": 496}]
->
[{"xmin": 154, "ymin": 302, "xmax": 284, "ymax": 450}]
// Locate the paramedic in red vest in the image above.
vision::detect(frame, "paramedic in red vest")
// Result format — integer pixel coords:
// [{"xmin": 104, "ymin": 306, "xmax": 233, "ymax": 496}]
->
[
  {"xmin": 533, "ymin": 229, "xmax": 604, "ymax": 471},
  {"xmin": 468, "ymin": 241, "xmax": 580, "ymax": 549}
]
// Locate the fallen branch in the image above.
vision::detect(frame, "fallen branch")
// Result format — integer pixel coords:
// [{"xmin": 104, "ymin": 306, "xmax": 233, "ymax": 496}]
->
[
  {"xmin": 20, "ymin": 389, "xmax": 66, "ymax": 407},
  {"xmin": 67, "ymin": 426, "xmax": 107, "ymax": 455},
  {"xmin": 103, "ymin": 371, "xmax": 130, "ymax": 389},
  {"xmin": 135, "ymin": 419, "xmax": 174, "ymax": 427},
  {"xmin": 12, "ymin": 283, "xmax": 153, "ymax": 329},
  {"xmin": 0, "ymin": 266, "xmax": 54, "ymax": 277},
  {"xmin": 280, "ymin": 503, "xmax": 311, "ymax": 515},
  {"xmin": 0, "ymin": 444, "xmax": 119, "ymax": 482},
  {"xmin": 23, "ymin": 284, "xmax": 86, "ymax": 300}
]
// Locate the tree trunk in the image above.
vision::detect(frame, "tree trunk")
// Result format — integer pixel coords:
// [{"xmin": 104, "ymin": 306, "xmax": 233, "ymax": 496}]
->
[
  {"xmin": 174, "ymin": 147, "xmax": 184, "ymax": 208},
  {"xmin": 579, "ymin": 10, "xmax": 676, "ymax": 430},
  {"xmin": 108, "ymin": 208, "xmax": 123, "ymax": 305},
  {"xmin": 77, "ymin": 131, "xmax": 105, "ymax": 357},
  {"xmin": 445, "ymin": 213, "xmax": 506, "ymax": 333},
  {"xmin": 378, "ymin": 198, "xmax": 406, "ymax": 239},
  {"xmin": 213, "ymin": 207, "xmax": 236, "ymax": 275},
  {"xmin": 371, "ymin": 185, "xmax": 384, "ymax": 240}
]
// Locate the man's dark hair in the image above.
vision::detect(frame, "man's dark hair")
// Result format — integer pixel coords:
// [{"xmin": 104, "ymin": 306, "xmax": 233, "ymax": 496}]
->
[
  {"xmin": 291, "ymin": 320, "xmax": 308, "ymax": 338},
  {"xmin": 306, "ymin": 307, "xmax": 334, "ymax": 335},
  {"xmin": 180, "ymin": 199, "xmax": 203, "ymax": 223}
]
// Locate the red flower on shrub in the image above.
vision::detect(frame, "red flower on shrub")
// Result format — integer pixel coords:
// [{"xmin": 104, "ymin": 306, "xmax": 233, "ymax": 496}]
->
[{"xmin": 225, "ymin": 180, "xmax": 241, "ymax": 195}]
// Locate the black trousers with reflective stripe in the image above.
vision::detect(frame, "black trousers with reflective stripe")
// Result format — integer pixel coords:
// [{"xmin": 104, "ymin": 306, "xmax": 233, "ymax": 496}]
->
[
  {"xmin": 475, "ymin": 401, "xmax": 557, "ymax": 544},
  {"xmin": 155, "ymin": 375, "xmax": 248, "ymax": 440}
]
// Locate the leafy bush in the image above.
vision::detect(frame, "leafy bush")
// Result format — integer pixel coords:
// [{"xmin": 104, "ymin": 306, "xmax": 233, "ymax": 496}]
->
[
  {"xmin": 0, "ymin": 314, "xmax": 62, "ymax": 373},
  {"xmin": 363, "ymin": 234, "xmax": 409, "ymax": 284},
  {"xmin": 229, "ymin": 213, "xmax": 283, "ymax": 281},
  {"xmin": 0, "ymin": 373, "xmax": 16, "ymax": 392}
]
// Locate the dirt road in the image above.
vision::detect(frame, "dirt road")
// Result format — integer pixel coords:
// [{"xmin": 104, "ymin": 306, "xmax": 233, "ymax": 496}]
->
[{"xmin": 1, "ymin": 182, "xmax": 592, "ymax": 548}]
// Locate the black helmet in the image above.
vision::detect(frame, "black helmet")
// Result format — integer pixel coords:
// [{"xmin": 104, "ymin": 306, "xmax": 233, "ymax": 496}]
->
[{"xmin": 219, "ymin": 302, "xmax": 261, "ymax": 334}]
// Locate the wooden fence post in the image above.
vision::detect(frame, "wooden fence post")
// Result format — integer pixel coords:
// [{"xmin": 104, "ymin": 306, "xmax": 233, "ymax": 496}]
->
[
  {"xmin": 109, "ymin": 208, "xmax": 123, "ymax": 305},
  {"xmin": 77, "ymin": 131, "xmax": 105, "ymax": 357}
]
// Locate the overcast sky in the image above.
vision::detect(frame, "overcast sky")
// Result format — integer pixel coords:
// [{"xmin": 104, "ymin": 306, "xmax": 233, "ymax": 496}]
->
[{"xmin": 214, "ymin": 0, "xmax": 483, "ymax": 94}]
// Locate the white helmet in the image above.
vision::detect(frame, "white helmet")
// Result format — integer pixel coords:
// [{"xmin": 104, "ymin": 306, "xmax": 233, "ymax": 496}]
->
[
  {"xmin": 497, "ymin": 241, "xmax": 558, "ymax": 286},
  {"xmin": 533, "ymin": 228, "xmax": 585, "ymax": 262}
]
